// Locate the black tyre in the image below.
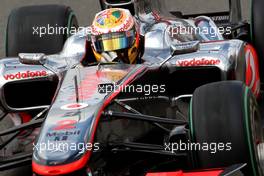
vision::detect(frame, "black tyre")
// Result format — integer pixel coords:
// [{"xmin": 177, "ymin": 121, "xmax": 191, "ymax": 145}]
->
[
  {"xmin": 6, "ymin": 5, "xmax": 78, "ymax": 57},
  {"xmin": 189, "ymin": 81, "xmax": 264, "ymax": 175},
  {"xmin": 251, "ymin": 0, "xmax": 264, "ymax": 81}
]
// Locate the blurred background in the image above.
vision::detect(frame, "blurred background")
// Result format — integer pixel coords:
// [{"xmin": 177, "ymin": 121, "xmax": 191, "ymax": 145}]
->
[{"xmin": 0, "ymin": 0, "xmax": 250, "ymax": 57}]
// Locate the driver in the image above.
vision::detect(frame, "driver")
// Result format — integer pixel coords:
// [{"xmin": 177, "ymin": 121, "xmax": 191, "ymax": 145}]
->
[{"xmin": 90, "ymin": 8, "xmax": 141, "ymax": 64}]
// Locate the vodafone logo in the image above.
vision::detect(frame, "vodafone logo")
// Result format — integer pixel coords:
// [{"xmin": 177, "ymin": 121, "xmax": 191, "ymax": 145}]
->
[
  {"xmin": 4, "ymin": 70, "xmax": 47, "ymax": 80},
  {"xmin": 176, "ymin": 58, "xmax": 221, "ymax": 67}
]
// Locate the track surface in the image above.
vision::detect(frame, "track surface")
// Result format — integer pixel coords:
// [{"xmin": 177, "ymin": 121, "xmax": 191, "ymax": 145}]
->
[{"xmin": 0, "ymin": 0, "xmax": 250, "ymax": 175}]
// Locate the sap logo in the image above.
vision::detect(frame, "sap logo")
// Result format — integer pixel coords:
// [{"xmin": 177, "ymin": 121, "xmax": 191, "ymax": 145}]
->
[
  {"xmin": 176, "ymin": 58, "xmax": 221, "ymax": 67},
  {"xmin": 4, "ymin": 70, "xmax": 47, "ymax": 80}
]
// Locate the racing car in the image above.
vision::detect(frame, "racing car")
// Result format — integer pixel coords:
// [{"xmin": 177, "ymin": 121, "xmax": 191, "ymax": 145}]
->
[{"xmin": 0, "ymin": 0, "xmax": 264, "ymax": 175}]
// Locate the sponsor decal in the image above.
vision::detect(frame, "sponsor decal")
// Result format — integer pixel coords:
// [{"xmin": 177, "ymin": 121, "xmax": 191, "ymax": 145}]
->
[
  {"xmin": 47, "ymin": 129, "xmax": 80, "ymax": 141},
  {"xmin": 61, "ymin": 103, "xmax": 88, "ymax": 110},
  {"xmin": 176, "ymin": 58, "xmax": 221, "ymax": 67},
  {"xmin": 211, "ymin": 15, "xmax": 230, "ymax": 23},
  {"xmin": 53, "ymin": 120, "xmax": 77, "ymax": 131},
  {"xmin": 47, "ymin": 130, "xmax": 80, "ymax": 137},
  {"xmin": 61, "ymin": 111, "xmax": 81, "ymax": 117},
  {"xmin": 4, "ymin": 70, "xmax": 47, "ymax": 80}
]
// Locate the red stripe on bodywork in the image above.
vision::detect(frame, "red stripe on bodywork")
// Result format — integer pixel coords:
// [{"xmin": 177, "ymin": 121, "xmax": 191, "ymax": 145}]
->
[{"xmin": 32, "ymin": 65, "xmax": 146, "ymax": 175}]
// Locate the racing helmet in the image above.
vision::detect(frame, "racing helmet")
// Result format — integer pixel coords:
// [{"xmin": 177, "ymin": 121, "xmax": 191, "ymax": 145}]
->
[{"xmin": 91, "ymin": 8, "xmax": 140, "ymax": 64}]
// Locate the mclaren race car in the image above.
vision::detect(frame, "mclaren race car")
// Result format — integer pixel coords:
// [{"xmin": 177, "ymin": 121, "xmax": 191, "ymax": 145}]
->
[{"xmin": 0, "ymin": 0, "xmax": 264, "ymax": 175}]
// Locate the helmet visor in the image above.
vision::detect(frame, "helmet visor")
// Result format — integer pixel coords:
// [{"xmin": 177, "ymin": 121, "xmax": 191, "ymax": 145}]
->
[{"xmin": 92, "ymin": 28, "xmax": 136, "ymax": 52}]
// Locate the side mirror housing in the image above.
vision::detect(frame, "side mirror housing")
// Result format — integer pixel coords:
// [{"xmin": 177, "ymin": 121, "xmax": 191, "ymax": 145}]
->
[
  {"xmin": 18, "ymin": 53, "xmax": 47, "ymax": 65},
  {"xmin": 171, "ymin": 41, "xmax": 200, "ymax": 56}
]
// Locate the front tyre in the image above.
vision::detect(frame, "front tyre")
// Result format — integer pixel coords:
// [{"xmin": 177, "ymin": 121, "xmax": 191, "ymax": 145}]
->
[{"xmin": 189, "ymin": 81, "xmax": 264, "ymax": 175}]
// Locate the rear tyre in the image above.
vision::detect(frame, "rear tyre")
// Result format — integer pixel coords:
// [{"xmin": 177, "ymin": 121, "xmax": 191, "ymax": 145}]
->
[
  {"xmin": 189, "ymin": 81, "xmax": 264, "ymax": 175},
  {"xmin": 6, "ymin": 5, "xmax": 78, "ymax": 57},
  {"xmin": 251, "ymin": 0, "xmax": 264, "ymax": 81}
]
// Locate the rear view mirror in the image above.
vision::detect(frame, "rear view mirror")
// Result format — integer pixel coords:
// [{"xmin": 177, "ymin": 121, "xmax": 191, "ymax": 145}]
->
[
  {"xmin": 18, "ymin": 53, "xmax": 47, "ymax": 65},
  {"xmin": 171, "ymin": 41, "xmax": 200, "ymax": 56}
]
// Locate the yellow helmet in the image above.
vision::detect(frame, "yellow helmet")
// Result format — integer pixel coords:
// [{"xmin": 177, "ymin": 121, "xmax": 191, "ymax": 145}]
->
[{"xmin": 91, "ymin": 8, "xmax": 139, "ymax": 64}]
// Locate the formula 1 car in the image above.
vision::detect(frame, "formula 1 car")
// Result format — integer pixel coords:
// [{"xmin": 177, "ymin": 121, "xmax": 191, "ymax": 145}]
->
[{"xmin": 0, "ymin": 0, "xmax": 264, "ymax": 176}]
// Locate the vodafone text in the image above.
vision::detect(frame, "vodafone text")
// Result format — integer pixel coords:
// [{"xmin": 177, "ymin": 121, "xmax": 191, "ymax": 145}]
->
[
  {"xmin": 4, "ymin": 70, "xmax": 47, "ymax": 80},
  {"xmin": 176, "ymin": 58, "xmax": 221, "ymax": 67}
]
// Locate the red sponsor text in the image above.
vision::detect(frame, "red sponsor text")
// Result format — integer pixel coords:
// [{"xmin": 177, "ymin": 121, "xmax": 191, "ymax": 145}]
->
[
  {"xmin": 176, "ymin": 58, "xmax": 221, "ymax": 67},
  {"xmin": 4, "ymin": 70, "xmax": 47, "ymax": 80}
]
